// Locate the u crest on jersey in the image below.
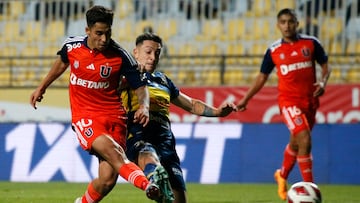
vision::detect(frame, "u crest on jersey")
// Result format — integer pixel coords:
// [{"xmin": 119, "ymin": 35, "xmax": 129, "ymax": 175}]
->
[
  {"xmin": 301, "ymin": 47, "xmax": 310, "ymax": 57},
  {"xmin": 100, "ymin": 64, "xmax": 112, "ymax": 78}
]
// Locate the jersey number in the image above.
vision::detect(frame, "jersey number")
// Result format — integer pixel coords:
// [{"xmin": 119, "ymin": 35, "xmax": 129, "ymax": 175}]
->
[{"xmin": 285, "ymin": 106, "xmax": 301, "ymax": 118}]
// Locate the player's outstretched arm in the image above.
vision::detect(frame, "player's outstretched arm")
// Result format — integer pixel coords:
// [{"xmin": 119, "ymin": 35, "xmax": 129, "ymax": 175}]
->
[
  {"xmin": 237, "ymin": 72, "xmax": 268, "ymax": 111},
  {"xmin": 30, "ymin": 57, "xmax": 68, "ymax": 109},
  {"xmin": 172, "ymin": 92, "xmax": 237, "ymax": 117},
  {"xmin": 313, "ymin": 63, "xmax": 331, "ymax": 98}
]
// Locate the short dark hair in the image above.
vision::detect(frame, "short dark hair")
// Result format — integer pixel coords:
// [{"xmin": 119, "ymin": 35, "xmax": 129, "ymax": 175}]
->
[
  {"xmin": 135, "ymin": 32, "xmax": 163, "ymax": 47},
  {"xmin": 277, "ymin": 8, "xmax": 298, "ymax": 21},
  {"xmin": 86, "ymin": 5, "xmax": 114, "ymax": 28}
]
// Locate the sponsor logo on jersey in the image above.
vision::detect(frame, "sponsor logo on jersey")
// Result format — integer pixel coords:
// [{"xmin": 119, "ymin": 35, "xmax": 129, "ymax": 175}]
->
[
  {"xmin": 66, "ymin": 42, "xmax": 82, "ymax": 52},
  {"xmin": 291, "ymin": 51, "xmax": 298, "ymax": 56},
  {"xmin": 279, "ymin": 61, "xmax": 312, "ymax": 75},
  {"xmin": 70, "ymin": 73, "xmax": 109, "ymax": 89},
  {"xmin": 86, "ymin": 64, "xmax": 95, "ymax": 70}
]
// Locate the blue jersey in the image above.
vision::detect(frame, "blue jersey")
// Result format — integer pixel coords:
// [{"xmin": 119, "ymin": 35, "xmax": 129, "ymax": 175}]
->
[
  {"xmin": 121, "ymin": 71, "xmax": 180, "ymax": 120},
  {"xmin": 122, "ymin": 71, "xmax": 185, "ymax": 190}
]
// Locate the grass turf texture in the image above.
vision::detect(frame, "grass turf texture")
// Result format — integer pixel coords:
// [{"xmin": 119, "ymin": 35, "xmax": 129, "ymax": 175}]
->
[{"xmin": 0, "ymin": 182, "xmax": 359, "ymax": 203}]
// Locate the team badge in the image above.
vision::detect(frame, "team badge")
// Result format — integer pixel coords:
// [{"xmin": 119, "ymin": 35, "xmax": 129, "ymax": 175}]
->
[
  {"xmin": 159, "ymin": 74, "xmax": 168, "ymax": 86},
  {"xmin": 301, "ymin": 48, "xmax": 310, "ymax": 57},
  {"xmin": 84, "ymin": 127, "xmax": 94, "ymax": 137},
  {"xmin": 100, "ymin": 64, "xmax": 112, "ymax": 78},
  {"xmin": 294, "ymin": 116, "xmax": 303, "ymax": 126},
  {"xmin": 74, "ymin": 60, "xmax": 79, "ymax": 69}
]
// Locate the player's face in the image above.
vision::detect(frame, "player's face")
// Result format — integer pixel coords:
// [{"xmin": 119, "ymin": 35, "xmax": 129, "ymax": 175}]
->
[
  {"xmin": 86, "ymin": 22, "xmax": 111, "ymax": 51},
  {"xmin": 134, "ymin": 40, "xmax": 162, "ymax": 73},
  {"xmin": 277, "ymin": 14, "xmax": 298, "ymax": 41}
]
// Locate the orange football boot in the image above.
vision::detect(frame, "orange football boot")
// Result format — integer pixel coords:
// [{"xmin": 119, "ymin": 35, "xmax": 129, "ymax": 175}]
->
[{"xmin": 274, "ymin": 169, "xmax": 287, "ymax": 200}]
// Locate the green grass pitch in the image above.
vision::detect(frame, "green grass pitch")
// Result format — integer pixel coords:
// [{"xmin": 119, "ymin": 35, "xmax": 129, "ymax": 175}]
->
[{"xmin": 0, "ymin": 182, "xmax": 359, "ymax": 203}]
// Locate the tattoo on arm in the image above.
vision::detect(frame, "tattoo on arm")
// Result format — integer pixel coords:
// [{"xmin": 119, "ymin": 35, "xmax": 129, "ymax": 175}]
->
[
  {"xmin": 192, "ymin": 100, "xmax": 216, "ymax": 116},
  {"xmin": 203, "ymin": 106, "xmax": 215, "ymax": 117}
]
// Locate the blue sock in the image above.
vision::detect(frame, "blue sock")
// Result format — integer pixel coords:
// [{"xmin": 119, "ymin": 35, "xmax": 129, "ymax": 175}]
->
[{"xmin": 144, "ymin": 163, "xmax": 157, "ymax": 180}]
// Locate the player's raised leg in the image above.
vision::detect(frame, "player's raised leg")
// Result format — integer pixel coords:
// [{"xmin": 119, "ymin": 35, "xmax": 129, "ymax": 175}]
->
[{"xmin": 136, "ymin": 142, "xmax": 174, "ymax": 203}]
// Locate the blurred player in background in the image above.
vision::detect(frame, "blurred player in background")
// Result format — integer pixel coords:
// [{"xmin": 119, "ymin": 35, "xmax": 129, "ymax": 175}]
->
[
  {"xmin": 30, "ymin": 5, "xmax": 164, "ymax": 203},
  {"xmin": 236, "ymin": 8, "xmax": 330, "ymax": 200},
  {"xmin": 120, "ymin": 32, "xmax": 237, "ymax": 203}
]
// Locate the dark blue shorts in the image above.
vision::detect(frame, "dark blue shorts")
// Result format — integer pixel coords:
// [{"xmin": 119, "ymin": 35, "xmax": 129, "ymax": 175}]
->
[{"xmin": 126, "ymin": 112, "xmax": 186, "ymax": 191}]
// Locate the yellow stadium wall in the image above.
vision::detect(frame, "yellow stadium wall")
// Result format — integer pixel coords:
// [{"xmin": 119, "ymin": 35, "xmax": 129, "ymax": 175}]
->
[{"xmin": 0, "ymin": 88, "xmax": 69, "ymax": 108}]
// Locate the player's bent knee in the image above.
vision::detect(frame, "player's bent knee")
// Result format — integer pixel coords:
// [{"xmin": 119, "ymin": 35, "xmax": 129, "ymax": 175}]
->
[{"xmin": 136, "ymin": 142, "xmax": 159, "ymax": 161}]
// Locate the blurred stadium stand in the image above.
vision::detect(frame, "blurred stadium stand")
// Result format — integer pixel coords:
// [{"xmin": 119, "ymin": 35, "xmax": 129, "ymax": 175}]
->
[{"xmin": 0, "ymin": 0, "xmax": 359, "ymax": 87}]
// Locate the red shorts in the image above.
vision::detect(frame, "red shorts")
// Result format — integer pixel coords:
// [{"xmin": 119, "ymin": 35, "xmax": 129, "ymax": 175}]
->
[
  {"xmin": 280, "ymin": 103, "xmax": 316, "ymax": 135},
  {"xmin": 72, "ymin": 116, "xmax": 127, "ymax": 151}
]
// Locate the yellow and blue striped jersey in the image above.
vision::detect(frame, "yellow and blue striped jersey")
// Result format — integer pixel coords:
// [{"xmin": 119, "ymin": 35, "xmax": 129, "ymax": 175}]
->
[{"xmin": 120, "ymin": 71, "xmax": 180, "ymax": 119}]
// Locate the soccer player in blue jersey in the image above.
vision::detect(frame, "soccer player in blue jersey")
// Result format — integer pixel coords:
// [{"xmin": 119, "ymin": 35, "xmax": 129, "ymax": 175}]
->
[{"xmin": 120, "ymin": 32, "xmax": 237, "ymax": 203}]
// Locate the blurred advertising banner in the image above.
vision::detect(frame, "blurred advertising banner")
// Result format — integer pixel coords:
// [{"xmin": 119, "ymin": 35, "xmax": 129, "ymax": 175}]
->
[
  {"xmin": 0, "ymin": 84, "xmax": 359, "ymax": 123},
  {"xmin": 0, "ymin": 122, "xmax": 359, "ymax": 184},
  {"xmin": 170, "ymin": 84, "xmax": 360, "ymax": 123}
]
